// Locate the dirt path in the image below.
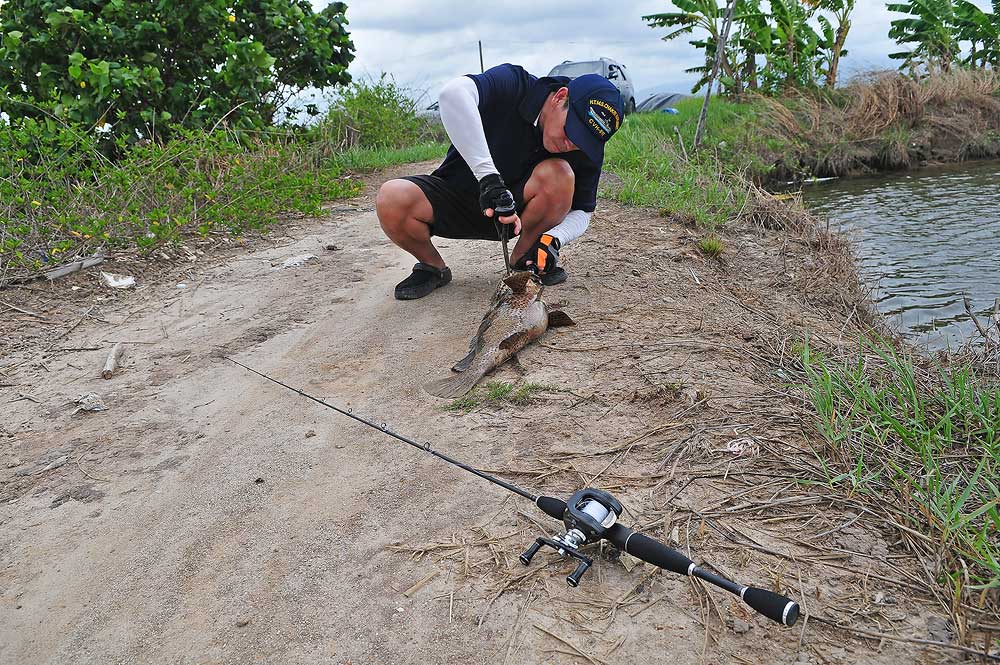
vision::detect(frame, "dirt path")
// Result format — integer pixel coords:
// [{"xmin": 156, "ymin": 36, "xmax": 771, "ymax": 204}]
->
[{"xmin": 0, "ymin": 165, "xmax": 971, "ymax": 664}]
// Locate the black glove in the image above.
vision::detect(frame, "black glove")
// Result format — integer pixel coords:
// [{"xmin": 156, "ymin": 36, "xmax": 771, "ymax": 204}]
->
[
  {"xmin": 478, "ymin": 173, "xmax": 516, "ymax": 218},
  {"xmin": 515, "ymin": 234, "xmax": 560, "ymax": 274}
]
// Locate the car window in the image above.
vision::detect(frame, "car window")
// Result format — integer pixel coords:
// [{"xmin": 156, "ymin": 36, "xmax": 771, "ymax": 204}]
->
[
  {"xmin": 548, "ymin": 61, "xmax": 603, "ymax": 78},
  {"xmin": 607, "ymin": 65, "xmax": 619, "ymax": 80}
]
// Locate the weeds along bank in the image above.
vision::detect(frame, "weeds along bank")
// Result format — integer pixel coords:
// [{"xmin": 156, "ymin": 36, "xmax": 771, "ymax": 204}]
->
[
  {"xmin": 602, "ymin": 110, "xmax": 1000, "ymax": 639},
  {"xmin": 631, "ymin": 69, "xmax": 1000, "ymax": 184},
  {"xmin": 0, "ymin": 78, "xmax": 448, "ymax": 281}
]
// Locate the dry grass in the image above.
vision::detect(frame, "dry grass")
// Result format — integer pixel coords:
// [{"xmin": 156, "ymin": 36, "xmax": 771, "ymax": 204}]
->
[
  {"xmin": 756, "ymin": 69, "xmax": 1000, "ymax": 181},
  {"xmin": 846, "ymin": 72, "xmax": 925, "ymax": 138}
]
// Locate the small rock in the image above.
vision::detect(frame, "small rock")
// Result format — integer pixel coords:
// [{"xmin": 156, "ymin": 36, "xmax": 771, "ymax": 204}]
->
[
  {"xmin": 6, "ymin": 459, "xmax": 23, "ymax": 469},
  {"xmin": 305, "ymin": 430, "xmax": 317, "ymax": 439},
  {"xmin": 926, "ymin": 615, "xmax": 953, "ymax": 643},
  {"xmin": 324, "ymin": 244, "xmax": 340, "ymax": 251},
  {"xmin": 236, "ymin": 617, "xmax": 251, "ymax": 627},
  {"xmin": 254, "ymin": 477, "xmax": 265, "ymax": 484},
  {"xmin": 271, "ymin": 254, "xmax": 318, "ymax": 271},
  {"xmin": 335, "ymin": 444, "xmax": 344, "ymax": 449},
  {"xmin": 72, "ymin": 392, "xmax": 107, "ymax": 414},
  {"xmin": 42, "ymin": 456, "xmax": 69, "ymax": 472},
  {"xmin": 631, "ymin": 269, "xmax": 640, "ymax": 277},
  {"xmin": 730, "ymin": 617, "xmax": 751, "ymax": 634}
]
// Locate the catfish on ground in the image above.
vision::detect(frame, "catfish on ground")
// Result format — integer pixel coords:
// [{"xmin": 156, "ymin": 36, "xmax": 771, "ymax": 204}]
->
[{"xmin": 424, "ymin": 271, "xmax": 574, "ymax": 399}]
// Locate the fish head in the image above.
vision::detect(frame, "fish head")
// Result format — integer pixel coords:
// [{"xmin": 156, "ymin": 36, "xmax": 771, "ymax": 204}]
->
[{"xmin": 502, "ymin": 270, "xmax": 543, "ymax": 310}]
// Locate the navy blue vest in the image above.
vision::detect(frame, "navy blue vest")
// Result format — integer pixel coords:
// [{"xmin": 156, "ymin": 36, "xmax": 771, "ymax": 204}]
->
[{"xmin": 432, "ymin": 63, "xmax": 601, "ymax": 213}]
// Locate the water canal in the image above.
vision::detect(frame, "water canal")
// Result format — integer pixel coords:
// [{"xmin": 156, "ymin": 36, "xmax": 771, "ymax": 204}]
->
[{"xmin": 801, "ymin": 160, "xmax": 1000, "ymax": 350}]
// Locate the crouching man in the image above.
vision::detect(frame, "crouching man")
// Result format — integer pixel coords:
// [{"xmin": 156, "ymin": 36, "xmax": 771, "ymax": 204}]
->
[{"xmin": 375, "ymin": 63, "xmax": 624, "ymax": 300}]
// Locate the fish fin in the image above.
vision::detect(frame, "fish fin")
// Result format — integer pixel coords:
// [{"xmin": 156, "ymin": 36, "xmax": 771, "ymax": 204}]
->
[
  {"xmin": 499, "ymin": 331, "xmax": 530, "ymax": 351},
  {"xmin": 547, "ymin": 310, "xmax": 576, "ymax": 327},
  {"xmin": 452, "ymin": 305, "xmax": 501, "ymax": 372},
  {"xmin": 451, "ymin": 346, "xmax": 478, "ymax": 372},
  {"xmin": 424, "ymin": 367, "xmax": 488, "ymax": 399},
  {"xmin": 503, "ymin": 271, "xmax": 533, "ymax": 294}
]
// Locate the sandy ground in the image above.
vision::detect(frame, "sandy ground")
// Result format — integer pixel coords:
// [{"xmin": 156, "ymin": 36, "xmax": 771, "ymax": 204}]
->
[{"xmin": 0, "ymin": 164, "xmax": 980, "ymax": 664}]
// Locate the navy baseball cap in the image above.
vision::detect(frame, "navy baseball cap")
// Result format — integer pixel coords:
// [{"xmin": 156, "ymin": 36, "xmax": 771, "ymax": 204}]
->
[{"xmin": 564, "ymin": 74, "xmax": 624, "ymax": 165}]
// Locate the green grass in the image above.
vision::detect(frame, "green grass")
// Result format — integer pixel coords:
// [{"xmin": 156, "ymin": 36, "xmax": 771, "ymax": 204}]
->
[
  {"xmin": 444, "ymin": 381, "xmax": 553, "ymax": 413},
  {"xmin": 334, "ymin": 141, "xmax": 446, "ymax": 172},
  {"xmin": 698, "ymin": 234, "xmax": 725, "ymax": 258},
  {"xmin": 602, "ymin": 98, "xmax": 781, "ymax": 228},
  {"xmin": 0, "ymin": 126, "xmax": 447, "ymax": 277},
  {"xmin": 0, "ymin": 76, "xmax": 449, "ymax": 278},
  {"xmin": 799, "ymin": 337, "xmax": 1000, "ymax": 596}
]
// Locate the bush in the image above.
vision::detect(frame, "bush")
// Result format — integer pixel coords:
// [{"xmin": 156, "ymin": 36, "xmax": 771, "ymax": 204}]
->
[
  {"xmin": 0, "ymin": 0, "xmax": 355, "ymax": 142},
  {"xmin": 0, "ymin": 123, "xmax": 362, "ymax": 274},
  {"xmin": 320, "ymin": 75, "xmax": 441, "ymax": 150}
]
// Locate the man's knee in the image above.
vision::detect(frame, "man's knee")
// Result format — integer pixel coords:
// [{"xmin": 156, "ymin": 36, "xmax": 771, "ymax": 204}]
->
[
  {"xmin": 526, "ymin": 159, "xmax": 574, "ymax": 217},
  {"xmin": 376, "ymin": 179, "xmax": 430, "ymax": 234}
]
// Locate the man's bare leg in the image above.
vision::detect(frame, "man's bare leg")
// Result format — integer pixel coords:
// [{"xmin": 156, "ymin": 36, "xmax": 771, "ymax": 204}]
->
[
  {"xmin": 510, "ymin": 159, "xmax": 574, "ymax": 262},
  {"xmin": 375, "ymin": 179, "xmax": 446, "ymax": 269}
]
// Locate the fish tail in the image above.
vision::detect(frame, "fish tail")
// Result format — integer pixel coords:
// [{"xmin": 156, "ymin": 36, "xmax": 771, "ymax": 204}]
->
[{"xmin": 424, "ymin": 368, "xmax": 488, "ymax": 399}]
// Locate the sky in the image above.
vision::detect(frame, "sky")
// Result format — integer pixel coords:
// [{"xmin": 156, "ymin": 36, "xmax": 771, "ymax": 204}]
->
[{"xmin": 321, "ymin": 0, "xmax": 992, "ymax": 106}]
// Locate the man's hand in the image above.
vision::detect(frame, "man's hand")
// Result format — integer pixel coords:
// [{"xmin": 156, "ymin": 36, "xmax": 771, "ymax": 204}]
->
[
  {"xmin": 515, "ymin": 234, "xmax": 560, "ymax": 274},
  {"xmin": 479, "ymin": 173, "xmax": 521, "ymax": 235}
]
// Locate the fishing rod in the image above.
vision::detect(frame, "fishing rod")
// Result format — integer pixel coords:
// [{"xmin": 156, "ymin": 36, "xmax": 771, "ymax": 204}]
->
[
  {"xmin": 491, "ymin": 189, "xmax": 517, "ymax": 277},
  {"xmin": 227, "ymin": 357, "xmax": 800, "ymax": 627}
]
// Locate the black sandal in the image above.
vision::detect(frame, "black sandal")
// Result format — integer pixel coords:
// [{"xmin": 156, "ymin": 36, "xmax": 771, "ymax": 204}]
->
[{"xmin": 394, "ymin": 263, "xmax": 453, "ymax": 300}]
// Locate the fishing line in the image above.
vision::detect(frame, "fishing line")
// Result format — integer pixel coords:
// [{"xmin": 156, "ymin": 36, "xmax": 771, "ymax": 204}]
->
[{"xmin": 227, "ymin": 356, "xmax": 801, "ymax": 627}]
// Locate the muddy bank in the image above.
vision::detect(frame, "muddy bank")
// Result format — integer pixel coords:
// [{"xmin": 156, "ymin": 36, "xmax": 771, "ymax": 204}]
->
[
  {"xmin": 0, "ymin": 162, "xmax": 990, "ymax": 663},
  {"xmin": 756, "ymin": 71, "xmax": 1000, "ymax": 182}
]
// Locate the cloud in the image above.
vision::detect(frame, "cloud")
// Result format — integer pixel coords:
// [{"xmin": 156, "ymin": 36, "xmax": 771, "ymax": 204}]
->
[{"xmin": 322, "ymin": 0, "xmax": 995, "ymax": 103}]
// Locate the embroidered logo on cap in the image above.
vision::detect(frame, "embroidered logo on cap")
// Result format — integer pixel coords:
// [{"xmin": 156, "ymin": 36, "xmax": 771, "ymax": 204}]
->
[{"xmin": 586, "ymin": 98, "xmax": 621, "ymax": 140}]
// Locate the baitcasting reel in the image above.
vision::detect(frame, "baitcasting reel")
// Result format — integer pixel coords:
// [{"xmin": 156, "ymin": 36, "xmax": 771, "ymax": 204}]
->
[
  {"xmin": 230, "ymin": 357, "xmax": 801, "ymax": 627},
  {"xmin": 519, "ymin": 488, "xmax": 622, "ymax": 587}
]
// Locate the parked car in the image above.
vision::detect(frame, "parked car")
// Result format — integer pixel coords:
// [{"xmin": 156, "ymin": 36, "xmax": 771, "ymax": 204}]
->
[
  {"xmin": 547, "ymin": 58, "xmax": 636, "ymax": 114},
  {"xmin": 636, "ymin": 92, "xmax": 690, "ymax": 113}
]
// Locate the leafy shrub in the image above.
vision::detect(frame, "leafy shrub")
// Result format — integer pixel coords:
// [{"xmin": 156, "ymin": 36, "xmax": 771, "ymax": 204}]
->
[
  {"xmin": 0, "ymin": 122, "xmax": 363, "ymax": 274},
  {"xmin": 320, "ymin": 75, "xmax": 438, "ymax": 149},
  {"xmin": 0, "ymin": 0, "xmax": 355, "ymax": 142}
]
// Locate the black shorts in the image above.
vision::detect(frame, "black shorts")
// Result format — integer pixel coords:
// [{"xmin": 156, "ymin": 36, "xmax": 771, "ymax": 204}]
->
[{"xmin": 400, "ymin": 174, "xmax": 528, "ymax": 241}]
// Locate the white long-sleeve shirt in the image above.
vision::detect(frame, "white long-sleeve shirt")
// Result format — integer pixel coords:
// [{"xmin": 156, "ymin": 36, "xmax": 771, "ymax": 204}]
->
[{"xmin": 437, "ymin": 76, "xmax": 592, "ymax": 247}]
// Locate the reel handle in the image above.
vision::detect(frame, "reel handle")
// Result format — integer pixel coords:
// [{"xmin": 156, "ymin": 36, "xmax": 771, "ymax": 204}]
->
[{"xmin": 606, "ymin": 524, "xmax": 799, "ymax": 626}]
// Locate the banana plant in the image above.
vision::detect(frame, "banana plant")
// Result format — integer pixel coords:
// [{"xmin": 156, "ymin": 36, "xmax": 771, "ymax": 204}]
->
[
  {"xmin": 954, "ymin": 0, "xmax": 1000, "ymax": 69},
  {"xmin": 806, "ymin": 0, "xmax": 855, "ymax": 87},
  {"xmin": 888, "ymin": 0, "xmax": 962, "ymax": 73},
  {"xmin": 644, "ymin": 0, "xmax": 739, "ymax": 94},
  {"xmin": 768, "ymin": 0, "xmax": 823, "ymax": 89},
  {"xmin": 731, "ymin": 0, "xmax": 774, "ymax": 92}
]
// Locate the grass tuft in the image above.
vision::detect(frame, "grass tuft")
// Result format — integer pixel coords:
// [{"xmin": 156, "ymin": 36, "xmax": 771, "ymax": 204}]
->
[
  {"xmin": 444, "ymin": 381, "xmax": 553, "ymax": 413},
  {"xmin": 698, "ymin": 234, "xmax": 725, "ymax": 258},
  {"xmin": 799, "ymin": 336, "xmax": 1000, "ymax": 599}
]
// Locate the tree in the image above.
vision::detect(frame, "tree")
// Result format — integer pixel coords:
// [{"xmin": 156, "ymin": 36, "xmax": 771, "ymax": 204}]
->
[
  {"xmin": 645, "ymin": 0, "xmax": 853, "ymax": 95},
  {"xmin": 732, "ymin": 0, "xmax": 773, "ymax": 92},
  {"xmin": 888, "ymin": 0, "xmax": 961, "ymax": 74},
  {"xmin": 807, "ymin": 0, "xmax": 855, "ymax": 88},
  {"xmin": 644, "ymin": 0, "xmax": 736, "ymax": 94},
  {"xmin": 955, "ymin": 0, "xmax": 1000, "ymax": 69},
  {"xmin": 0, "ymin": 0, "xmax": 355, "ymax": 140}
]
